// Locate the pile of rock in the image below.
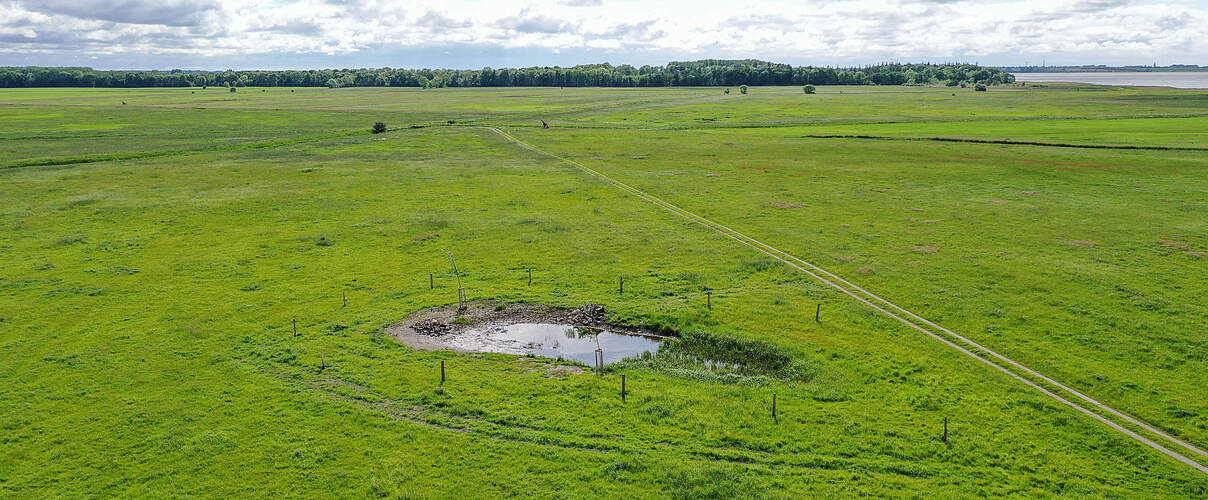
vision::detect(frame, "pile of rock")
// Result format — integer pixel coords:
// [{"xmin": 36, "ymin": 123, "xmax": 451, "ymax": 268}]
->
[
  {"xmin": 412, "ymin": 318, "xmax": 452, "ymax": 336},
  {"xmin": 567, "ymin": 303, "xmax": 606, "ymax": 326}
]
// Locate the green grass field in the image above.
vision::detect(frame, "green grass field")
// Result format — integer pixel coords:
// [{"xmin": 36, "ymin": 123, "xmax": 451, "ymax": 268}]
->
[{"xmin": 1, "ymin": 84, "xmax": 1206, "ymax": 497}]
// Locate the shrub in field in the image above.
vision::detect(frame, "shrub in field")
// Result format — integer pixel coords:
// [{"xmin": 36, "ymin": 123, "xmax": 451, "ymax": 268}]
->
[
  {"xmin": 803, "ymin": 84, "xmax": 816, "ymax": 94},
  {"xmin": 723, "ymin": 88, "xmax": 730, "ymax": 94},
  {"xmin": 229, "ymin": 86, "xmax": 236, "ymax": 93},
  {"xmin": 974, "ymin": 83, "xmax": 988, "ymax": 91},
  {"xmin": 372, "ymin": 122, "xmax": 387, "ymax": 134},
  {"xmin": 739, "ymin": 85, "xmax": 748, "ymax": 94}
]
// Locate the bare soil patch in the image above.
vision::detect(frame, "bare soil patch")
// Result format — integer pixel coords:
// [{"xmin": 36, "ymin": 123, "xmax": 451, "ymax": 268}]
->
[
  {"xmin": 1159, "ymin": 239, "xmax": 1192, "ymax": 250},
  {"xmin": 414, "ymin": 232, "xmax": 440, "ymax": 242}
]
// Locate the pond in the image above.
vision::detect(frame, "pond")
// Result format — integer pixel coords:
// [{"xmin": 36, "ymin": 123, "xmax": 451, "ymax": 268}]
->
[{"xmin": 447, "ymin": 323, "xmax": 664, "ymax": 366}]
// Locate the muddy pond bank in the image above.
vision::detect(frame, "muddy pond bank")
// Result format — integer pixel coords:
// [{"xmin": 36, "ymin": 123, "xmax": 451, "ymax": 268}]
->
[{"xmin": 387, "ymin": 302, "xmax": 672, "ymax": 365}]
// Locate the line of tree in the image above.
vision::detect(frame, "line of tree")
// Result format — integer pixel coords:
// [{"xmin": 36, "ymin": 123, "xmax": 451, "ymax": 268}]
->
[{"xmin": 0, "ymin": 60, "xmax": 1014, "ymax": 88}]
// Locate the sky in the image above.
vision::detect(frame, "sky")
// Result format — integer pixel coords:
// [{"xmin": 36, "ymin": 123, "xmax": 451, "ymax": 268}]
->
[{"xmin": 1, "ymin": 0, "xmax": 1206, "ymax": 70}]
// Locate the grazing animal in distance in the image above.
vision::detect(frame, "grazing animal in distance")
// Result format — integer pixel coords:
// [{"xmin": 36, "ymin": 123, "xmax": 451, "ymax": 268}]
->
[{"xmin": 541, "ymin": 120, "xmax": 549, "ymax": 129}]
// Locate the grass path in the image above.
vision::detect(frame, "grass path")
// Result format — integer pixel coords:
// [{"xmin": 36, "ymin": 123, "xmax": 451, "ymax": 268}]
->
[{"xmin": 479, "ymin": 125, "xmax": 1208, "ymax": 475}]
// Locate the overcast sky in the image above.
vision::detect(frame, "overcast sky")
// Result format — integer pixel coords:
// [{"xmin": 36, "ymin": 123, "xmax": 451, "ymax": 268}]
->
[{"xmin": 1, "ymin": 0, "xmax": 1205, "ymax": 70}]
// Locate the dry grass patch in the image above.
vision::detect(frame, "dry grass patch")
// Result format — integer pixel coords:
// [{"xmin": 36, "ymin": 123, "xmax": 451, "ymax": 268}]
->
[
  {"xmin": 766, "ymin": 201, "xmax": 803, "ymax": 209},
  {"xmin": 910, "ymin": 246, "xmax": 939, "ymax": 254},
  {"xmin": 856, "ymin": 266, "xmax": 876, "ymax": 275},
  {"xmin": 1159, "ymin": 239, "xmax": 1192, "ymax": 250},
  {"xmin": 1064, "ymin": 240, "xmax": 1098, "ymax": 248}
]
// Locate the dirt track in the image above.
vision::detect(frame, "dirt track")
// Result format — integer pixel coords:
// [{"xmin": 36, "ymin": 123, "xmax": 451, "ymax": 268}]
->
[{"xmin": 480, "ymin": 125, "xmax": 1208, "ymax": 474}]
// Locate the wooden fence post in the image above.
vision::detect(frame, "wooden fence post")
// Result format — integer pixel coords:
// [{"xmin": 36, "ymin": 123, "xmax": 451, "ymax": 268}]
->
[
  {"xmin": 621, "ymin": 374, "xmax": 627, "ymax": 402},
  {"xmin": 441, "ymin": 360, "xmax": 446, "ymax": 384}
]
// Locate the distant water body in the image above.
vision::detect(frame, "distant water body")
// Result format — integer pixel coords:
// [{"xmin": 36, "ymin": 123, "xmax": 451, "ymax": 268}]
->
[{"xmin": 1012, "ymin": 72, "xmax": 1208, "ymax": 89}]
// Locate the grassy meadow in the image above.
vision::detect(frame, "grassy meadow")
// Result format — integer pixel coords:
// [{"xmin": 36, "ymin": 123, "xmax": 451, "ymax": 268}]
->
[{"xmin": 1, "ymin": 83, "xmax": 1206, "ymax": 497}]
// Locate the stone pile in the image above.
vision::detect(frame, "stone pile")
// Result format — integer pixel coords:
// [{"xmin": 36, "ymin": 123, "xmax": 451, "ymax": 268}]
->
[
  {"xmin": 412, "ymin": 318, "xmax": 452, "ymax": 336},
  {"xmin": 567, "ymin": 303, "xmax": 606, "ymax": 326}
]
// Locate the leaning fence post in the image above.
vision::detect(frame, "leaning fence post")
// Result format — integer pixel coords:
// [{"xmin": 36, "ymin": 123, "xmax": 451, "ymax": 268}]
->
[
  {"xmin": 707, "ymin": 291, "xmax": 712, "ymax": 310},
  {"xmin": 430, "ymin": 273, "xmax": 434, "ymax": 289},
  {"xmin": 528, "ymin": 269, "xmax": 532, "ymax": 285},
  {"xmin": 772, "ymin": 393, "xmax": 777, "ymax": 421},
  {"xmin": 621, "ymin": 374, "xmax": 627, "ymax": 402},
  {"xmin": 815, "ymin": 303, "xmax": 821, "ymax": 322},
  {"xmin": 441, "ymin": 360, "xmax": 446, "ymax": 384},
  {"xmin": 619, "ymin": 276, "xmax": 624, "ymax": 295}
]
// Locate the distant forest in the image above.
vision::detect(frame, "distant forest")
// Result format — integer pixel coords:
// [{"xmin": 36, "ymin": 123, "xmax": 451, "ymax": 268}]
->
[
  {"xmin": 0, "ymin": 60, "xmax": 1014, "ymax": 88},
  {"xmin": 1003, "ymin": 64, "xmax": 1207, "ymax": 73}
]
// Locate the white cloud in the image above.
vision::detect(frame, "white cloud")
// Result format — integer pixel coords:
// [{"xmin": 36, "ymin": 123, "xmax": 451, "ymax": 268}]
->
[{"xmin": 0, "ymin": 0, "xmax": 1205, "ymax": 68}]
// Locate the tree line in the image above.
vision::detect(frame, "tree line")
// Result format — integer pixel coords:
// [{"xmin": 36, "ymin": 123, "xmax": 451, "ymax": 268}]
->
[{"xmin": 0, "ymin": 60, "xmax": 1014, "ymax": 88}]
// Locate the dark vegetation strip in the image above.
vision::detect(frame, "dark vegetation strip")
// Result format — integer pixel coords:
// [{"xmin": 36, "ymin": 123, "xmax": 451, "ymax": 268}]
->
[{"xmin": 803, "ymin": 134, "xmax": 1208, "ymax": 151}]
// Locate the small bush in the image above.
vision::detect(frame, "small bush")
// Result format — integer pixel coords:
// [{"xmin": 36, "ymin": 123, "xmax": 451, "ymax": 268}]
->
[
  {"xmin": 229, "ymin": 87, "xmax": 237, "ymax": 93},
  {"xmin": 723, "ymin": 88, "xmax": 730, "ymax": 95},
  {"xmin": 372, "ymin": 122, "xmax": 387, "ymax": 134},
  {"xmin": 974, "ymin": 83, "xmax": 988, "ymax": 92},
  {"xmin": 739, "ymin": 84, "xmax": 748, "ymax": 95},
  {"xmin": 803, "ymin": 84, "xmax": 816, "ymax": 94}
]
